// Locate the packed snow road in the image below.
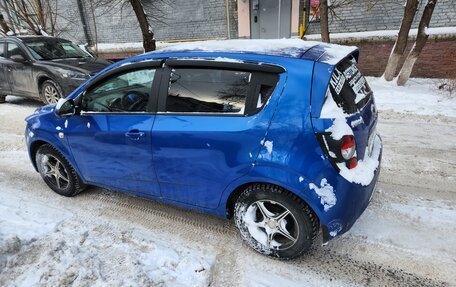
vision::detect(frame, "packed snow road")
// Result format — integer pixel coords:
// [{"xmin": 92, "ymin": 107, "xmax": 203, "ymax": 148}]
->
[{"xmin": 1, "ymin": 78, "xmax": 455, "ymax": 286}]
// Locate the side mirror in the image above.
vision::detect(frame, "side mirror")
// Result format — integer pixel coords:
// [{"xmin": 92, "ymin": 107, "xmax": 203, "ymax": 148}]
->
[
  {"xmin": 10, "ymin": 54, "xmax": 27, "ymax": 62},
  {"xmin": 55, "ymin": 98, "xmax": 76, "ymax": 118}
]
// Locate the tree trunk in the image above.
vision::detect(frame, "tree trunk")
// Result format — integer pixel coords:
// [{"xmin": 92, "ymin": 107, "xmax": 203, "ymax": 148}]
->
[
  {"xmin": 35, "ymin": 0, "xmax": 45, "ymax": 30},
  {"xmin": 383, "ymin": 0, "xmax": 419, "ymax": 81},
  {"xmin": 320, "ymin": 0, "xmax": 330, "ymax": 43},
  {"xmin": 397, "ymin": 0, "xmax": 438, "ymax": 86},
  {"xmin": 0, "ymin": 14, "xmax": 9, "ymax": 33},
  {"xmin": 128, "ymin": 0, "xmax": 155, "ymax": 52}
]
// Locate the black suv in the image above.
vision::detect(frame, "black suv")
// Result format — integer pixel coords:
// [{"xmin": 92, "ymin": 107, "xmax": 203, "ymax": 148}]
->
[{"xmin": 0, "ymin": 36, "xmax": 111, "ymax": 104}]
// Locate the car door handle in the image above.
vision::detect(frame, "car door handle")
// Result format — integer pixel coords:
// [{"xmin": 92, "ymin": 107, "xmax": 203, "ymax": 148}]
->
[{"xmin": 125, "ymin": 130, "xmax": 145, "ymax": 140}]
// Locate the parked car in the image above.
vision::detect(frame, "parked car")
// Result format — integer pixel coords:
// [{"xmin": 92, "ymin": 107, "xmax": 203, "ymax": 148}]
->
[
  {"xmin": 0, "ymin": 36, "xmax": 111, "ymax": 104},
  {"xmin": 24, "ymin": 39, "xmax": 382, "ymax": 259}
]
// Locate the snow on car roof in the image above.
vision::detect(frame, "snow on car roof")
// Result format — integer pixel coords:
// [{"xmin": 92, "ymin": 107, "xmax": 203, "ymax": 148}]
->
[{"xmin": 153, "ymin": 39, "xmax": 358, "ymax": 65}]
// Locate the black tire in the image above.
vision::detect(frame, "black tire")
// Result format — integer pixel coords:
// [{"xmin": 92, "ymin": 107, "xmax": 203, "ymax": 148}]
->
[
  {"xmin": 41, "ymin": 80, "xmax": 63, "ymax": 105},
  {"xmin": 234, "ymin": 184, "xmax": 319, "ymax": 259},
  {"xmin": 0, "ymin": 95, "xmax": 6, "ymax": 103},
  {"xmin": 36, "ymin": 144, "xmax": 86, "ymax": 197}
]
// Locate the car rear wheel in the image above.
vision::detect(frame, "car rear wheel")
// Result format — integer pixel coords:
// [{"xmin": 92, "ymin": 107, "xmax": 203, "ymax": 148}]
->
[
  {"xmin": 0, "ymin": 95, "xmax": 6, "ymax": 103},
  {"xmin": 36, "ymin": 144, "xmax": 86, "ymax": 197},
  {"xmin": 234, "ymin": 184, "xmax": 318, "ymax": 259},
  {"xmin": 41, "ymin": 80, "xmax": 63, "ymax": 105}
]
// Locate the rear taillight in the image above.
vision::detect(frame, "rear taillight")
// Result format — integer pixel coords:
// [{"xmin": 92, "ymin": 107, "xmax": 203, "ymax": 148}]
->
[
  {"xmin": 316, "ymin": 133, "xmax": 358, "ymax": 170},
  {"xmin": 348, "ymin": 157, "xmax": 358, "ymax": 169},
  {"xmin": 341, "ymin": 135, "xmax": 356, "ymax": 161}
]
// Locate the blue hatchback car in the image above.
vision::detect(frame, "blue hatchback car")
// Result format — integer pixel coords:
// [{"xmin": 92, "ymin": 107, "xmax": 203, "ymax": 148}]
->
[{"xmin": 25, "ymin": 39, "xmax": 382, "ymax": 259}]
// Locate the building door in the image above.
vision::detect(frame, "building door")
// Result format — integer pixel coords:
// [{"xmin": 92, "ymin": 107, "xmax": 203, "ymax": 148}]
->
[{"xmin": 250, "ymin": 0, "xmax": 292, "ymax": 39}]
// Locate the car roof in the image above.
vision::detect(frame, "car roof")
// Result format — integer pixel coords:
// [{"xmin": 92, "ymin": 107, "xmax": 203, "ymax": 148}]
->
[
  {"xmin": 9, "ymin": 35, "xmax": 70, "ymax": 43},
  {"xmin": 146, "ymin": 39, "xmax": 358, "ymax": 65}
]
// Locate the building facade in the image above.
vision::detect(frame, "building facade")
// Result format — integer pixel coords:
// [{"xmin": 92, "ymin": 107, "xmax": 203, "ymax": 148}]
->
[{"xmin": 51, "ymin": 0, "xmax": 456, "ymax": 44}]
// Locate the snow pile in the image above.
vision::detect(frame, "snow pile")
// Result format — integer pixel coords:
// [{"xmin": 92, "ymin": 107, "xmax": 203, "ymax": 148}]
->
[
  {"xmin": 0, "ymin": 186, "xmax": 214, "ymax": 287},
  {"xmin": 156, "ymin": 39, "xmax": 319, "ymax": 57},
  {"xmin": 320, "ymin": 89, "xmax": 349, "ymax": 118},
  {"xmin": 155, "ymin": 39, "xmax": 357, "ymax": 64},
  {"xmin": 309, "ymin": 178, "xmax": 337, "ymax": 212},
  {"xmin": 368, "ymin": 77, "xmax": 456, "ymax": 117},
  {"xmin": 325, "ymin": 117, "xmax": 353, "ymax": 140},
  {"xmin": 321, "ymin": 44, "xmax": 357, "ymax": 65},
  {"xmin": 243, "ymin": 205, "xmax": 269, "ymax": 248}
]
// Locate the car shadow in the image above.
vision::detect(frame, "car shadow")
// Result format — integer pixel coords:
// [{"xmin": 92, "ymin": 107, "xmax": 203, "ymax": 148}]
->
[{"xmin": 5, "ymin": 96, "xmax": 44, "ymax": 108}]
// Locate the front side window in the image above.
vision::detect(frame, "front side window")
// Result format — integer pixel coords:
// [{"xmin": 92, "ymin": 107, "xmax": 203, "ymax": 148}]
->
[
  {"xmin": 7, "ymin": 43, "xmax": 26, "ymax": 59},
  {"xmin": 166, "ymin": 68, "xmax": 251, "ymax": 114},
  {"xmin": 82, "ymin": 69, "xmax": 155, "ymax": 113}
]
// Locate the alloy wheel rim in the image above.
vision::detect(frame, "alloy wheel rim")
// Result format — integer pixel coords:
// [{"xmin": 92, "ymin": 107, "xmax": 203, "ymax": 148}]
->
[
  {"xmin": 245, "ymin": 200, "xmax": 299, "ymax": 250},
  {"xmin": 40, "ymin": 154, "xmax": 70, "ymax": 190},
  {"xmin": 44, "ymin": 85, "xmax": 59, "ymax": 104}
]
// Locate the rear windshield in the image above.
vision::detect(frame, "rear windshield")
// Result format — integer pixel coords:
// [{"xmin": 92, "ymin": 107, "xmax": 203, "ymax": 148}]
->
[{"xmin": 328, "ymin": 57, "xmax": 372, "ymax": 114}]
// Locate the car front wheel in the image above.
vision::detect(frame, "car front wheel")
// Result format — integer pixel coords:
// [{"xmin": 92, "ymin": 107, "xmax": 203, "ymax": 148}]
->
[
  {"xmin": 36, "ymin": 144, "xmax": 86, "ymax": 196},
  {"xmin": 234, "ymin": 184, "xmax": 319, "ymax": 259},
  {"xmin": 41, "ymin": 80, "xmax": 63, "ymax": 105}
]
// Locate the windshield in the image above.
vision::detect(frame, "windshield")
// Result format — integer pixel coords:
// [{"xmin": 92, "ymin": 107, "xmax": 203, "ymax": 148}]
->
[{"xmin": 25, "ymin": 40, "xmax": 91, "ymax": 60}]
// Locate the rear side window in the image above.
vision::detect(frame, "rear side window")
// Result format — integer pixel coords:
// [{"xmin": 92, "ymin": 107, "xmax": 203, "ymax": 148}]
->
[
  {"xmin": 328, "ymin": 57, "xmax": 372, "ymax": 114},
  {"xmin": 7, "ymin": 42, "xmax": 26, "ymax": 59},
  {"xmin": 166, "ymin": 68, "xmax": 251, "ymax": 114},
  {"xmin": 0, "ymin": 42, "xmax": 4, "ymax": 57}
]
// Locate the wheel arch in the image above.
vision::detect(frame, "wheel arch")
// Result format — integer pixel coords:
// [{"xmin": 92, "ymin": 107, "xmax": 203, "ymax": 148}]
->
[
  {"xmin": 37, "ymin": 75, "xmax": 53, "ymax": 91},
  {"xmin": 222, "ymin": 167, "xmax": 323, "ymax": 231},
  {"xmin": 29, "ymin": 139, "xmax": 49, "ymax": 171},
  {"xmin": 37, "ymin": 75, "xmax": 63, "ymax": 101},
  {"xmin": 28, "ymin": 136, "xmax": 84, "ymax": 183},
  {"xmin": 225, "ymin": 180, "xmax": 320, "ymax": 223}
]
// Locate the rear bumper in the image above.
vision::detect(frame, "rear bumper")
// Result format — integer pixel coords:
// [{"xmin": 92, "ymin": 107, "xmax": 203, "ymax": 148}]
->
[{"xmin": 319, "ymin": 135, "xmax": 383, "ymax": 242}]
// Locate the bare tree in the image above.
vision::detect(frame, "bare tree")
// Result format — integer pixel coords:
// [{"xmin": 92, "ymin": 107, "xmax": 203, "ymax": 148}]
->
[
  {"xmin": 320, "ymin": 0, "xmax": 330, "ymax": 43},
  {"xmin": 0, "ymin": 0, "xmax": 58, "ymax": 35},
  {"xmin": 382, "ymin": 0, "xmax": 419, "ymax": 81},
  {"xmin": 397, "ymin": 0, "xmax": 438, "ymax": 86},
  {"xmin": 128, "ymin": 0, "xmax": 155, "ymax": 52}
]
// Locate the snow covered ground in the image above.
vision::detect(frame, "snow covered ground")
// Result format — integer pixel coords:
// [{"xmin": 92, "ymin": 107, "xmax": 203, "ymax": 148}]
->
[
  {"xmin": 368, "ymin": 77, "xmax": 455, "ymax": 117},
  {"xmin": 1, "ymin": 77, "xmax": 455, "ymax": 286}
]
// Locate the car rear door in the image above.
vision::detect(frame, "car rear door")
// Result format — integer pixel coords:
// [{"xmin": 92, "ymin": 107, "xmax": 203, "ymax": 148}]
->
[
  {"xmin": 5, "ymin": 41, "xmax": 35, "ymax": 96},
  {"xmin": 65, "ymin": 61, "xmax": 162, "ymax": 196},
  {"xmin": 151, "ymin": 59, "xmax": 283, "ymax": 208},
  {"xmin": 0, "ymin": 41, "xmax": 11, "ymax": 94}
]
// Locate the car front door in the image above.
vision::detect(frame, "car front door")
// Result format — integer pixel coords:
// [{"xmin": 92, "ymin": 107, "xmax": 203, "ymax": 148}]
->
[
  {"xmin": 0, "ymin": 41, "xmax": 11, "ymax": 95},
  {"xmin": 151, "ymin": 60, "xmax": 282, "ymax": 208},
  {"xmin": 5, "ymin": 41, "xmax": 35, "ymax": 96},
  {"xmin": 65, "ymin": 62, "xmax": 162, "ymax": 196}
]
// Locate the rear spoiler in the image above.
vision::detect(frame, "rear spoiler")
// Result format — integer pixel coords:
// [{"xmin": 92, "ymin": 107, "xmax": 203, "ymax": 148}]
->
[{"xmin": 301, "ymin": 43, "xmax": 359, "ymax": 66}]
